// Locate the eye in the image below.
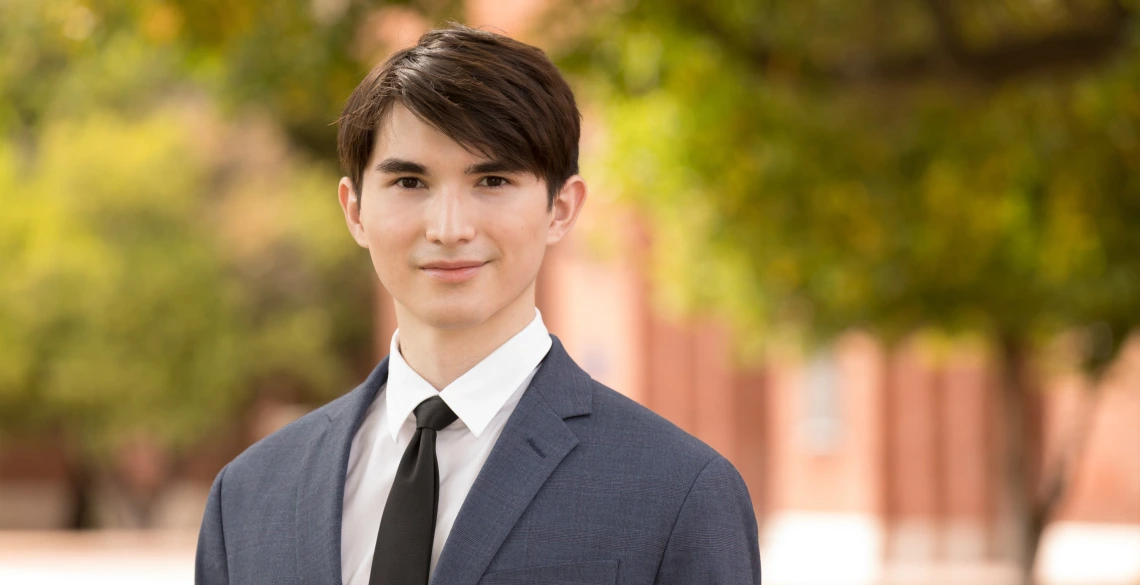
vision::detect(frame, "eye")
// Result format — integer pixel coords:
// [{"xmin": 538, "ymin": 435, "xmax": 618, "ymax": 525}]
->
[
  {"xmin": 478, "ymin": 176, "xmax": 510, "ymax": 188},
  {"xmin": 395, "ymin": 177, "xmax": 424, "ymax": 189}
]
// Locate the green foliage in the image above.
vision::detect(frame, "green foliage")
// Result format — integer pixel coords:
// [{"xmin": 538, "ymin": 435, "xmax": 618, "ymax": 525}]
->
[
  {"xmin": 0, "ymin": 103, "xmax": 360, "ymax": 458},
  {"xmin": 566, "ymin": 0, "xmax": 1140, "ymax": 369},
  {"xmin": 0, "ymin": 110, "xmax": 238, "ymax": 453},
  {"xmin": 0, "ymin": 0, "xmax": 463, "ymax": 157},
  {"xmin": 0, "ymin": 0, "xmax": 374, "ymax": 462}
]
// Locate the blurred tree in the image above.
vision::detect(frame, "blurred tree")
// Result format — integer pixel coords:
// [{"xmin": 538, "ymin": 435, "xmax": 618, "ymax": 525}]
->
[
  {"xmin": 561, "ymin": 0, "xmax": 1140, "ymax": 582},
  {"xmin": 0, "ymin": 0, "xmax": 379, "ymax": 527},
  {"xmin": 1, "ymin": 0, "xmax": 463, "ymax": 161},
  {"xmin": 0, "ymin": 104, "xmax": 360, "ymax": 527},
  {"xmin": 0, "ymin": 111, "xmax": 249, "ymax": 526}
]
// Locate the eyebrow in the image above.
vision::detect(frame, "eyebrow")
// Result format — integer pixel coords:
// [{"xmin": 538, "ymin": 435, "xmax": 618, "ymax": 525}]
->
[
  {"xmin": 374, "ymin": 158, "xmax": 427, "ymax": 175},
  {"xmin": 373, "ymin": 157, "xmax": 526, "ymax": 176},
  {"xmin": 465, "ymin": 160, "xmax": 526, "ymax": 175}
]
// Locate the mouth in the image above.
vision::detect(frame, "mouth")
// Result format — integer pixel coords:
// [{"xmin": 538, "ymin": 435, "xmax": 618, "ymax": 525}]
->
[{"xmin": 420, "ymin": 261, "xmax": 488, "ymax": 283}]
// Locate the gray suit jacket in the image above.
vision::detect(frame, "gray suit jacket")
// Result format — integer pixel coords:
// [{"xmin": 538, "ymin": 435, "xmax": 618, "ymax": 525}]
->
[{"xmin": 196, "ymin": 335, "xmax": 761, "ymax": 584}]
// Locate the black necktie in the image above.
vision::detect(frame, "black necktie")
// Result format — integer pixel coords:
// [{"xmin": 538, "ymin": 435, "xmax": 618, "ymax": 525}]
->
[{"xmin": 370, "ymin": 396, "xmax": 458, "ymax": 585}]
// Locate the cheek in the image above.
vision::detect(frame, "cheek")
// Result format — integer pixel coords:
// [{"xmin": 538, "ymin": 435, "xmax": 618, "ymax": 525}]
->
[
  {"xmin": 361, "ymin": 206, "xmax": 414, "ymax": 270},
  {"xmin": 499, "ymin": 212, "xmax": 549, "ymax": 270},
  {"xmin": 362, "ymin": 196, "xmax": 411, "ymax": 240}
]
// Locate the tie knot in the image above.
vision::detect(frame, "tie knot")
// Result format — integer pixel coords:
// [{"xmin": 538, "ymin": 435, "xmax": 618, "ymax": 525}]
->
[{"xmin": 414, "ymin": 396, "xmax": 458, "ymax": 431}]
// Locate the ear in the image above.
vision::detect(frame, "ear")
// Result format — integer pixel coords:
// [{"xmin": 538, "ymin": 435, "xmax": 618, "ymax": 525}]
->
[
  {"xmin": 338, "ymin": 177, "xmax": 369, "ymax": 249},
  {"xmin": 546, "ymin": 175, "xmax": 587, "ymax": 246}
]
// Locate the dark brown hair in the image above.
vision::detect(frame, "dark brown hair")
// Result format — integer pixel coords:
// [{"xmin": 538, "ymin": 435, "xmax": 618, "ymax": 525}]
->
[{"xmin": 337, "ymin": 24, "xmax": 581, "ymax": 209}]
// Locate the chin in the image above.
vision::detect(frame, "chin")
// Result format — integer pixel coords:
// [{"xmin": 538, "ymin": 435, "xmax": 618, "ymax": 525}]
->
[{"xmin": 414, "ymin": 300, "xmax": 499, "ymax": 331}]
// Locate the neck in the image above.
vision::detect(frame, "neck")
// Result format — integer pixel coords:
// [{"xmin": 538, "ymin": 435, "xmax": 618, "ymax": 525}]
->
[{"xmin": 393, "ymin": 283, "xmax": 538, "ymax": 390}]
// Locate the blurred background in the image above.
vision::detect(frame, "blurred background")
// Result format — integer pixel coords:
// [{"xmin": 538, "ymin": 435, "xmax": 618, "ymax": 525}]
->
[{"xmin": 1, "ymin": 0, "xmax": 1138, "ymax": 583}]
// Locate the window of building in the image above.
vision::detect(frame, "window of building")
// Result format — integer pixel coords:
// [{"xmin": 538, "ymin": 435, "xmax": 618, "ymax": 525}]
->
[{"xmin": 802, "ymin": 348, "xmax": 843, "ymax": 454}]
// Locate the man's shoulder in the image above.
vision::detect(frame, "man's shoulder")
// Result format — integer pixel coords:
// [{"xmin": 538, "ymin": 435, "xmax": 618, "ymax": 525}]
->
[
  {"xmin": 576, "ymin": 378, "xmax": 724, "ymax": 472},
  {"xmin": 223, "ymin": 383, "xmax": 365, "ymax": 480}
]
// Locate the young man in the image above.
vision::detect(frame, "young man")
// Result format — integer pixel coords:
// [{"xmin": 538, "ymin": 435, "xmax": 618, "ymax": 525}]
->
[{"xmin": 195, "ymin": 25, "xmax": 761, "ymax": 585}]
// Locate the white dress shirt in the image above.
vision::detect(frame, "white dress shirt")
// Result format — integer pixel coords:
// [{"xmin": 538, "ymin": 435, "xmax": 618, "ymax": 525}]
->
[{"xmin": 340, "ymin": 308, "xmax": 553, "ymax": 585}]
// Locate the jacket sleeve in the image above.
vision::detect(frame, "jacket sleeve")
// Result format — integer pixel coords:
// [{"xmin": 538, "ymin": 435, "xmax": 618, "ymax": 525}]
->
[
  {"xmin": 655, "ymin": 455, "xmax": 762, "ymax": 585},
  {"xmin": 195, "ymin": 465, "xmax": 230, "ymax": 585}
]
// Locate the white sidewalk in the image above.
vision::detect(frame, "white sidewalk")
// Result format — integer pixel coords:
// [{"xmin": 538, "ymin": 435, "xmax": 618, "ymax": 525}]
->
[{"xmin": 0, "ymin": 531, "xmax": 195, "ymax": 585}]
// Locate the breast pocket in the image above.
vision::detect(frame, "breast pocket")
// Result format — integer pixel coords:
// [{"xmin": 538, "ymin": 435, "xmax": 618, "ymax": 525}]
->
[{"xmin": 478, "ymin": 559, "xmax": 619, "ymax": 585}]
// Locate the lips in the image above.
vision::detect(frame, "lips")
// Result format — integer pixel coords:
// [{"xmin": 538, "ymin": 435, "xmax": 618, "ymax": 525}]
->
[
  {"xmin": 422, "ymin": 260, "xmax": 486, "ymax": 270},
  {"xmin": 421, "ymin": 260, "xmax": 487, "ymax": 283}
]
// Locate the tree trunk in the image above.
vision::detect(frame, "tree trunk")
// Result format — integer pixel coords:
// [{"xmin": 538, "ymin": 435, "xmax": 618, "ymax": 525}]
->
[
  {"xmin": 119, "ymin": 487, "xmax": 161, "ymax": 528},
  {"xmin": 996, "ymin": 337, "xmax": 1039, "ymax": 585},
  {"xmin": 63, "ymin": 456, "xmax": 97, "ymax": 530},
  {"xmin": 997, "ymin": 336, "xmax": 1102, "ymax": 585},
  {"xmin": 113, "ymin": 435, "xmax": 174, "ymax": 529}
]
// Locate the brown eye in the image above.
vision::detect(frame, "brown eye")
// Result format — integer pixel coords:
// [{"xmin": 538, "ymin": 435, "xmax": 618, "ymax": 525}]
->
[
  {"xmin": 481, "ymin": 176, "xmax": 508, "ymax": 188},
  {"xmin": 398, "ymin": 178, "xmax": 422, "ymax": 189}
]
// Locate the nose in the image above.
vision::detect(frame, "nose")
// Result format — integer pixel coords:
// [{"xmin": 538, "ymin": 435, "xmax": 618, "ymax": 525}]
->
[{"xmin": 424, "ymin": 185, "xmax": 476, "ymax": 246}]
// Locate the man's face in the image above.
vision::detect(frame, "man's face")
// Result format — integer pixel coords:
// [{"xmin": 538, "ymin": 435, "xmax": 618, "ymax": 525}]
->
[{"xmin": 338, "ymin": 103, "xmax": 584, "ymax": 331}]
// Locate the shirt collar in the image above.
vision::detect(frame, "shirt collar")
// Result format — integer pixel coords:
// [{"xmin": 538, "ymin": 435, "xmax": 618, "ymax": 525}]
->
[{"xmin": 385, "ymin": 308, "xmax": 552, "ymax": 441}]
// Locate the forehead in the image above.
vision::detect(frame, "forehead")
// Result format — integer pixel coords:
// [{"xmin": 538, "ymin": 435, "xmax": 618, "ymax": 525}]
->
[{"xmin": 369, "ymin": 103, "xmax": 485, "ymax": 167}]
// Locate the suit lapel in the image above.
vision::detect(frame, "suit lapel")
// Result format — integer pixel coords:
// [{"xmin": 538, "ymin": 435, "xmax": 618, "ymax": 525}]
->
[
  {"xmin": 430, "ymin": 335, "xmax": 593, "ymax": 585},
  {"xmin": 291, "ymin": 334, "xmax": 593, "ymax": 585},
  {"xmin": 296, "ymin": 357, "xmax": 389, "ymax": 585}
]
